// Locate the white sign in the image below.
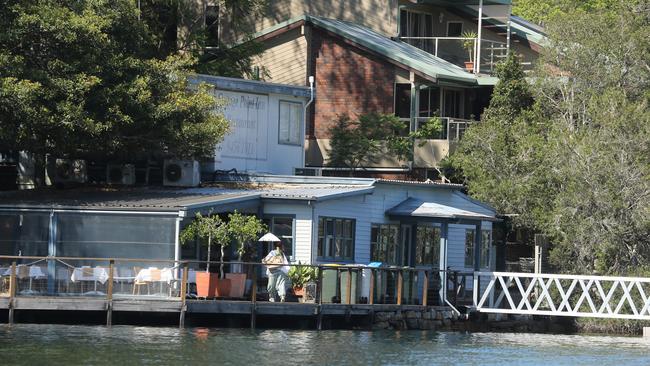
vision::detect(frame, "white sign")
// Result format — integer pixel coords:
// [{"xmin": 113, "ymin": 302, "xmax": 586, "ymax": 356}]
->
[{"xmin": 215, "ymin": 90, "xmax": 269, "ymax": 161}]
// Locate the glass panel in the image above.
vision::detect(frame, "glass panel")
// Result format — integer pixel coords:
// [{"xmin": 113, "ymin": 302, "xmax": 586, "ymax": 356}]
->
[
  {"xmin": 279, "ymin": 102, "xmax": 291, "ymax": 143},
  {"xmin": 57, "ymin": 214, "xmax": 175, "ymax": 259},
  {"xmin": 464, "ymin": 229, "xmax": 475, "ymax": 267},
  {"xmin": 289, "ymin": 103, "xmax": 302, "ymax": 144},
  {"xmin": 0, "ymin": 213, "xmax": 49, "ymax": 256}
]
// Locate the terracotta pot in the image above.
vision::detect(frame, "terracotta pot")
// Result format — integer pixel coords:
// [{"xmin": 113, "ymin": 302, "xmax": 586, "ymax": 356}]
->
[
  {"xmin": 214, "ymin": 278, "xmax": 231, "ymax": 297},
  {"xmin": 293, "ymin": 286, "xmax": 305, "ymax": 297},
  {"xmin": 196, "ymin": 272, "xmax": 219, "ymax": 298},
  {"xmin": 464, "ymin": 61, "xmax": 474, "ymax": 72},
  {"xmin": 225, "ymin": 273, "xmax": 246, "ymax": 298}
]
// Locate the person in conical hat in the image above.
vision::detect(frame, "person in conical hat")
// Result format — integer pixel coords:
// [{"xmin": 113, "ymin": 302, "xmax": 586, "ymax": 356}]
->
[{"xmin": 260, "ymin": 233, "xmax": 289, "ymax": 302}]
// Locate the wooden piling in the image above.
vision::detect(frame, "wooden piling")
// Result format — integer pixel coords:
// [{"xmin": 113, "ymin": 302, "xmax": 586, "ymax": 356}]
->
[
  {"xmin": 346, "ymin": 268, "xmax": 352, "ymax": 305},
  {"xmin": 397, "ymin": 270, "xmax": 403, "ymax": 306},
  {"xmin": 368, "ymin": 269, "xmax": 374, "ymax": 305}
]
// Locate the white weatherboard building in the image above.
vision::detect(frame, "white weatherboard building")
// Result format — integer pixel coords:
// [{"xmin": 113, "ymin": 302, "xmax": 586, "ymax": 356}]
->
[{"xmin": 190, "ymin": 75, "xmax": 312, "ymax": 176}]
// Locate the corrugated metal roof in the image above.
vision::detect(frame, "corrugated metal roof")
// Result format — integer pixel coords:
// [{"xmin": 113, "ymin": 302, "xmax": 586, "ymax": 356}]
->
[
  {"xmin": 188, "ymin": 184, "xmax": 374, "ymax": 201},
  {"xmin": 376, "ymin": 179, "xmax": 464, "ymax": 189},
  {"xmin": 308, "ymin": 16, "xmax": 478, "ymax": 84},
  {"xmin": 0, "ymin": 188, "xmax": 260, "ymax": 212},
  {"xmin": 387, "ymin": 197, "xmax": 497, "ymax": 221},
  {"xmin": 189, "ymin": 74, "xmax": 312, "ymax": 98}
]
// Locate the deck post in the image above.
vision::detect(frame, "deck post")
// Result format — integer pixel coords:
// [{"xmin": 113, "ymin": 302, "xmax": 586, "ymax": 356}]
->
[
  {"xmin": 179, "ymin": 262, "xmax": 189, "ymax": 328},
  {"xmin": 106, "ymin": 259, "xmax": 114, "ymax": 327},
  {"xmin": 422, "ymin": 270, "xmax": 429, "ymax": 307},
  {"xmin": 368, "ymin": 269, "xmax": 375, "ymax": 305},
  {"xmin": 8, "ymin": 261, "xmax": 16, "ymax": 324},
  {"xmin": 316, "ymin": 266, "xmax": 323, "ymax": 330},
  {"xmin": 397, "ymin": 270, "xmax": 403, "ymax": 306},
  {"xmin": 346, "ymin": 268, "xmax": 352, "ymax": 305},
  {"xmin": 250, "ymin": 270, "xmax": 257, "ymax": 330}
]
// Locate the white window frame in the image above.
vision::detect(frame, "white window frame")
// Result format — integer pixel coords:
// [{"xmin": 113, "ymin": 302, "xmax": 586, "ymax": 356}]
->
[{"xmin": 278, "ymin": 100, "xmax": 303, "ymax": 146}]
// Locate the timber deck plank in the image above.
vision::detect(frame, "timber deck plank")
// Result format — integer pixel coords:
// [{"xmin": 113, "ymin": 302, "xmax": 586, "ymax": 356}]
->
[
  {"xmin": 13, "ymin": 297, "xmax": 107, "ymax": 311},
  {"xmin": 112, "ymin": 299, "xmax": 182, "ymax": 312}
]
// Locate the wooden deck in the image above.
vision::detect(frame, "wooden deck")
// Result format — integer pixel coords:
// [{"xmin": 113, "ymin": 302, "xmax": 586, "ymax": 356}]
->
[{"xmin": 0, "ymin": 296, "xmax": 450, "ymax": 328}]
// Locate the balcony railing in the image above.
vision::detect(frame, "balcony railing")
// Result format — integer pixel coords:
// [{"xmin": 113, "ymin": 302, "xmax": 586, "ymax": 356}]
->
[
  {"xmin": 398, "ymin": 36, "xmax": 509, "ymax": 75},
  {"xmin": 401, "ymin": 117, "xmax": 477, "ymax": 141}
]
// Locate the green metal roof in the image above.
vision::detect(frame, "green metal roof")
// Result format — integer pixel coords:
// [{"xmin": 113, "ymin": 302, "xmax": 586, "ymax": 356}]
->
[
  {"xmin": 416, "ymin": 0, "xmax": 512, "ymax": 5},
  {"xmin": 308, "ymin": 15, "xmax": 479, "ymax": 84}
]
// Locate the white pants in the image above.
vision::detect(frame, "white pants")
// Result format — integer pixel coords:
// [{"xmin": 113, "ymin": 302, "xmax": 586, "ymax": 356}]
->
[{"xmin": 267, "ymin": 269, "xmax": 288, "ymax": 300}]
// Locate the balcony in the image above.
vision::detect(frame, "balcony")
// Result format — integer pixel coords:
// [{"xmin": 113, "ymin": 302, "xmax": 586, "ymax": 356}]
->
[
  {"xmin": 398, "ymin": 36, "xmax": 508, "ymax": 75},
  {"xmin": 401, "ymin": 117, "xmax": 477, "ymax": 168}
]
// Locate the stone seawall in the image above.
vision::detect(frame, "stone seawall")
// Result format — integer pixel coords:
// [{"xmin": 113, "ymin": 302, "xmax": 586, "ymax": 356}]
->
[{"xmin": 372, "ymin": 308, "xmax": 574, "ymax": 333}]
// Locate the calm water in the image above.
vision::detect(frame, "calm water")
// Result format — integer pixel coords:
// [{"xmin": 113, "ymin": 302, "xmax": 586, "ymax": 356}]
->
[{"xmin": 0, "ymin": 324, "xmax": 649, "ymax": 365}]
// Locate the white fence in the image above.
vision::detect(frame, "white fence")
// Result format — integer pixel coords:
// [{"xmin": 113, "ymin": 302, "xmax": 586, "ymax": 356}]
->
[{"xmin": 473, "ymin": 272, "xmax": 650, "ymax": 320}]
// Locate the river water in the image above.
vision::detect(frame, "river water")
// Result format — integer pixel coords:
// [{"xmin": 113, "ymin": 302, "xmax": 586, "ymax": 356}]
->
[{"xmin": 1, "ymin": 324, "xmax": 649, "ymax": 365}]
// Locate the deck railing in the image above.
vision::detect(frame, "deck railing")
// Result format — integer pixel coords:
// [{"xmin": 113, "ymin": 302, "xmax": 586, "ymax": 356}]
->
[
  {"xmin": 400, "ymin": 117, "xmax": 476, "ymax": 141},
  {"xmin": 0, "ymin": 255, "xmax": 472, "ymax": 308}
]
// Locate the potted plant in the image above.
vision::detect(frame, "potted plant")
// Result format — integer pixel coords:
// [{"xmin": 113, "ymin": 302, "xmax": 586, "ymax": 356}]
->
[
  {"xmin": 461, "ymin": 30, "xmax": 478, "ymax": 72},
  {"xmin": 224, "ymin": 211, "xmax": 266, "ymax": 298},
  {"xmin": 180, "ymin": 211, "xmax": 231, "ymax": 298},
  {"xmin": 288, "ymin": 262, "xmax": 316, "ymax": 300}
]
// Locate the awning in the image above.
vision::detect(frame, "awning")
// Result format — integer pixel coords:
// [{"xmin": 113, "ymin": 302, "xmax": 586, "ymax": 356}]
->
[{"xmin": 386, "ymin": 197, "xmax": 498, "ymax": 222}]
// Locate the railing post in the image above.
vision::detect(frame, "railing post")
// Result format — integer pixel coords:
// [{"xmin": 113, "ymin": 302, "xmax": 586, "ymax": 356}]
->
[
  {"xmin": 250, "ymin": 268, "xmax": 257, "ymax": 330},
  {"xmin": 435, "ymin": 38, "xmax": 439, "ymax": 56},
  {"xmin": 368, "ymin": 269, "xmax": 375, "ymax": 305},
  {"xmin": 8, "ymin": 261, "xmax": 16, "ymax": 324},
  {"xmin": 316, "ymin": 266, "xmax": 323, "ymax": 330},
  {"xmin": 473, "ymin": 272, "xmax": 479, "ymax": 307},
  {"xmin": 179, "ymin": 262, "xmax": 188, "ymax": 328},
  {"xmin": 422, "ymin": 270, "xmax": 429, "ymax": 307},
  {"xmin": 397, "ymin": 270, "xmax": 403, "ymax": 306},
  {"xmin": 106, "ymin": 259, "xmax": 114, "ymax": 327}
]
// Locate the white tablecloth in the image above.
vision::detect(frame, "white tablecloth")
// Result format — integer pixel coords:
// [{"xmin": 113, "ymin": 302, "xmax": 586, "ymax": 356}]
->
[
  {"xmin": 135, "ymin": 268, "xmax": 175, "ymax": 283},
  {"xmin": 71, "ymin": 267, "xmax": 109, "ymax": 285},
  {"xmin": 3, "ymin": 265, "xmax": 46, "ymax": 279}
]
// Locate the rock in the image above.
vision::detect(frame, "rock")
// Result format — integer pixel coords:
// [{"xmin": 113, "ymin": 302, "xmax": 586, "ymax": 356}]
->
[
  {"xmin": 393, "ymin": 312, "xmax": 404, "ymax": 320},
  {"xmin": 405, "ymin": 311, "xmax": 421, "ymax": 319},
  {"xmin": 442, "ymin": 318, "xmax": 452, "ymax": 326},
  {"xmin": 390, "ymin": 320, "xmax": 406, "ymax": 330},
  {"xmin": 422, "ymin": 312, "xmax": 431, "ymax": 320},
  {"xmin": 373, "ymin": 321, "xmax": 389, "ymax": 330},
  {"xmin": 435, "ymin": 311, "xmax": 443, "ymax": 320},
  {"xmin": 375, "ymin": 312, "xmax": 391, "ymax": 322},
  {"xmin": 406, "ymin": 318, "xmax": 419, "ymax": 329}
]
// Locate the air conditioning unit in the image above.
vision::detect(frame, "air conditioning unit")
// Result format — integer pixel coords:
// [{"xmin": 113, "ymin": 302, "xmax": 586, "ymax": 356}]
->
[
  {"xmin": 47, "ymin": 158, "xmax": 87, "ymax": 186},
  {"xmin": 106, "ymin": 164, "xmax": 136, "ymax": 185},
  {"xmin": 294, "ymin": 167, "xmax": 322, "ymax": 176},
  {"xmin": 163, "ymin": 159, "xmax": 200, "ymax": 187}
]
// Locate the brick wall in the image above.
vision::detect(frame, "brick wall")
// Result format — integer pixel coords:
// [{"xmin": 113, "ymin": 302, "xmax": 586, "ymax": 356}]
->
[{"xmin": 309, "ymin": 29, "xmax": 397, "ymax": 138}]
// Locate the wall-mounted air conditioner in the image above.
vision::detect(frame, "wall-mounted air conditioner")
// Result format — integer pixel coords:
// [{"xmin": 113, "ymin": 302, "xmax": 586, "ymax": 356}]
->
[
  {"xmin": 294, "ymin": 167, "xmax": 322, "ymax": 176},
  {"xmin": 163, "ymin": 159, "xmax": 200, "ymax": 187},
  {"xmin": 106, "ymin": 164, "xmax": 136, "ymax": 185},
  {"xmin": 47, "ymin": 158, "xmax": 87, "ymax": 186}
]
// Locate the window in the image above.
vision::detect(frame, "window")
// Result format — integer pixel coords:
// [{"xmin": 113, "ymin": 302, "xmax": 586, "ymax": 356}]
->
[
  {"xmin": 263, "ymin": 216, "xmax": 294, "ymax": 259},
  {"xmin": 394, "ymin": 83, "xmax": 412, "ymax": 118},
  {"xmin": 400, "ymin": 10, "xmax": 434, "ymax": 52},
  {"xmin": 481, "ymin": 230, "xmax": 491, "ymax": 269},
  {"xmin": 371, "ymin": 224, "xmax": 400, "ymax": 265},
  {"xmin": 318, "ymin": 217, "xmax": 355, "ymax": 261},
  {"xmin": 279, "ymin": 101, "xmax": 302, "ymax": 145},
  {"xmin": 447, "ymin": 21, "xmax": 463, "ymax": 37},
  {"xmin": 418, "ymin": 87, "xmax": 440, "ymax": 118},
  {"xmin": 416, "ymin": 226, "xmax": 441, "ymax": 266},
  {"xmin": 464, "ymin": 229, "xmax": 475, "ymax": 267},
  {"xmin": 205, "ymin": 5, "xmax": 219, "ymax": 47}
]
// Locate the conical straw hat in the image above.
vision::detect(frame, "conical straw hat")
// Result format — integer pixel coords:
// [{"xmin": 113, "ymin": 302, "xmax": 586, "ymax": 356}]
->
[{"xmin": 258, "ymin": 232, "xmax": 281, "ymax": 242}]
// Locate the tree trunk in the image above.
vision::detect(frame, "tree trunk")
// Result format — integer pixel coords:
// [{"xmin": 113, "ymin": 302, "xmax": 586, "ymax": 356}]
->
[
  {"xmin": 220, "ymin": 244, "xmax": 225, "ymax": 279},
  {"xmin": 206, "ymin": 234, "xmax": 211, "ymax": 273},
  {"xmin": 33, "ymin": 152, "xmax": 46, "ymax": 188}
]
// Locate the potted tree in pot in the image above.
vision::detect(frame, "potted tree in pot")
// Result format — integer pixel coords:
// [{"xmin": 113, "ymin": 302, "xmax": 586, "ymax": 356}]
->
[
  {"xmin": 461, "ymin": 30, "xmax": 478, "ymax": 72},
  {"xmin": 225, "ymin": 211, "xmax": 266, "ymax": 298},
  {"xmin": 288, "ymin": 262, "xmax": 316, "ymax": 301},
  {"xmin": 180, "ymin": 211, "xmax": 231, "ymax": 298}
]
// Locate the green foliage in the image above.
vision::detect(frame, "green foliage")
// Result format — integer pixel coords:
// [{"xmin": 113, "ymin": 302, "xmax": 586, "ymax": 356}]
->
[
  {"xmin": 327, "ymin": 113, "xmax": 413, "ymax": 174},
  {"xmin": 0, "ymin": 0, "xmax": 230, "ymax": 166},
  {"xmin": 453, "ymin": 4, "xmax": 650, "ymax": 275},
  {"xmin": 412, "ymin": 117, "xmax": 444, "ymax": 140},
  {"xmin": 512, "ymin": 0, "xmax": 623, "ymax": 25},
  {"xmin": 226, "ymin": 211, "xmax": 267, "ymax": 259},
  {"xmin": 461, "ymin": 30, "xmax": 478, "ymax": 60},
  {"xmin": 287, "ymin": 262, "xmax": 317, "ymax": 288}
]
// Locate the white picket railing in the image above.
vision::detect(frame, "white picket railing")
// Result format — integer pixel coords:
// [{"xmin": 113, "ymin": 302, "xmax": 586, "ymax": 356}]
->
[{"xmin": 473, "ymin": 272, "xmax": 650, "ymax": 320}]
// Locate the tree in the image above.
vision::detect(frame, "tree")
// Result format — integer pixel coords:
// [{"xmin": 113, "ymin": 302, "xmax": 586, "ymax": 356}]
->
[
  {"xmin": 513, "ymin": 0, "xmax": 622, "ymax": 25},
  {"xmin": 180, "ymin": 212, "xmax": 228, "ymax": 273},
  {"xmin": 452, "ymin": 4, "xmax": 650, "ymax": 274},
  {"xmin": 327, "ymin": 113, "xmax": 440, "ymax": 175},
  {"xmin": 226, "ymin": 211, "xmax": 267, "ymax": 262},
  {"xmin": 0, "ymin": 0, "xmax": 229, "ymax": 184}
]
